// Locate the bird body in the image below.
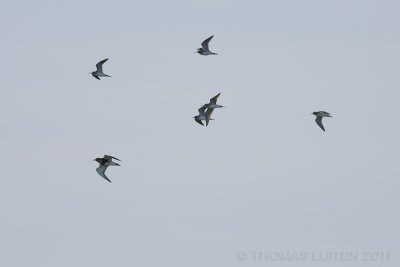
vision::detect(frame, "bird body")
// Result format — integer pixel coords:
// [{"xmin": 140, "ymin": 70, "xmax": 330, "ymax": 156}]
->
[
  {"xmin": 196, "ymin": 35, "xmax": 218, "ymax": 56},
  {"xmin": 197, "ymin": 50, "xmax": 216, "ymax": 56},
  {"xmin": 94, "ymin": 155, "xmax": 121, "ymax": 182},
  {"xmin": 206, "ymin": 103, "xmax": 224, "ymax": 109},
  {"xmin": 312, "ymin": 111, "xmax": 332, "ymax": 131},
  {"xmin": 91, "ymin": 58, "xmax": 111, "ymax": 80}
]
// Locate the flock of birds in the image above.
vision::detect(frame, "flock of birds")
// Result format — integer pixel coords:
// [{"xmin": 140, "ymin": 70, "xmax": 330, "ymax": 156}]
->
[{"xmin": 92, "ymin": 35, "xmax": 332, "ymax": 183}]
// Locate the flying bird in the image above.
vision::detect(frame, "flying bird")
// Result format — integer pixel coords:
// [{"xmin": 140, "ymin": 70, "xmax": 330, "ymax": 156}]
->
[
  {"xmin": 193, "ymin": 105, "xmax": 208, "ymax": 126},
  {"xmin": 93, "ymin": 155, "xmax": 121, "ymax": 183},
  {"xmin": 312, "ymin": 111, "xmax": 332, "ymax": 131},
  {"xmin": 90, "ymin": 58, "xmax": 111, "ymax": 80},
  {"xmin": 196, "ymin": 35, "xmax": 218, "ymax": 56},
  {"xmin": 205, "ymin": 93, "xmax": 223, "ymax": 109},
  {"xmin": 204, "ymin": 93, "xmax": 223, "ymax": 126}
]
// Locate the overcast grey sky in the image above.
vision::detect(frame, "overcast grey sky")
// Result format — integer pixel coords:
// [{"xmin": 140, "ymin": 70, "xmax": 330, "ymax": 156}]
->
[{"xmin": 0, "ymin": 0, "xmax": 399, "ymax": 266}]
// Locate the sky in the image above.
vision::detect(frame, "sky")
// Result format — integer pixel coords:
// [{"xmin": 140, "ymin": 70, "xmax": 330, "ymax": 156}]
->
[{"xmin": 0, "ymin": 0, "xmax": 399, "ymax": 266}]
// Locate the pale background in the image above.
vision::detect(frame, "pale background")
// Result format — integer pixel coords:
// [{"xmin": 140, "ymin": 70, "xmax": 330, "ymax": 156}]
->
[{"xmin": 0, "ymin": 0, "xmax": 399, "ymax": 266}]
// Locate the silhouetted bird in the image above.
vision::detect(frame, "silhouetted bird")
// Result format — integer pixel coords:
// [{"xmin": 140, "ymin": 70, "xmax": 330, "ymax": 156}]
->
[
  {"xmin": 312, "ymin": 111, "xmax": 332, "ymax": 131},
  {"xmin": 196, "ymin": 35, "xmax": 218, "ymax": 56},
  {"xmin": 193, "ymin": 105, "xmax": 210, "ymax": 126},
  {"xmin": 94, "ymin": 155, "xmax": 121, "ymax": 182},
  {"xmin": 90, "ymin": 58, "xmax": 111, "ymax": 80}
]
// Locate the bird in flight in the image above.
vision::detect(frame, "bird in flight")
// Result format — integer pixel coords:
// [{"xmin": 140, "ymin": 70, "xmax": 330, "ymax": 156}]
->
[
  {"xmin": 312, "ymin": 111, "xmax": 332, "ymax": 131},
  {"xmin": 196, "ymin": 35, "xmax": 218, "ymax": 56},
  {"xmin": 90, "ymin": 58, "xmax": 111, "ymax": 80},
  {"xmin": 93, "ymin": 155, "xmax": 121, "ymax": 183},
  {"xmin": 204, "ymin": 93, "xmax": 223, "ymax": 126},
  {"xmin": 193, "ymin": 105, "xmax": 208, "ymax": 126}
]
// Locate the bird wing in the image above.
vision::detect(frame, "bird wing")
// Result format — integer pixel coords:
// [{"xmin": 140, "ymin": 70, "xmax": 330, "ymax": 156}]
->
[
  {"xmin": 104, "ymin": 155, "xmax": 121, "ymax": 161},
  {"xmin": 315, "ymin": 117, "xmax": 325, "ymax": 131},
  {"xmin": 198, "ymin": 105, "xmax": 208, "ymax": 116},
  {"xmin": 201, "ymin": 35, "xmax": 214, "ymax": 51},
  {"xmin": 205, "ymin": 108, "xmax": 214, "ymax": 126},
  {"xmin": 92, "ymin": 74, "xmax": 100, "ymax": 80},
  {"xmin": 96, "ymin": 165, "xmax": 112, "ymax": 183},
  {"xmin": 195, "ymin": 118, "xmax": 204, "ymax": 126},
  {"xmin": 96, "ymin": 58, "xmax": 109, "ymax": 72},
  {"xmin": 209, "ymin": 93, "xmax": 220, "ymax": 105}
]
